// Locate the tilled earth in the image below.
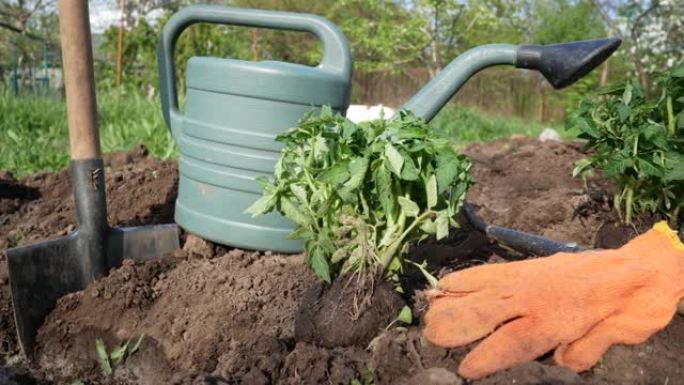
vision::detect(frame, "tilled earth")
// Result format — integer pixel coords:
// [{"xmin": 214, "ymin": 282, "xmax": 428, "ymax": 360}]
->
[{"xmin": 0, "ymin": 139, "xmax": 682, "ymax": 385}]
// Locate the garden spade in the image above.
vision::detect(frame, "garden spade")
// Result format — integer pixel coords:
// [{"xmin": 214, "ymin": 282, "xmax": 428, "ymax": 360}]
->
[{"xmin": 4, "ymin": 0, "xmax": 180, "ymax": 359}]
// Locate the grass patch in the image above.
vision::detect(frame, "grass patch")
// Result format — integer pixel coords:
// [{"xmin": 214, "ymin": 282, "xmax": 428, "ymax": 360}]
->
[
  {"xmin": 1, "ymin": 92, "xmax": 564, "ymax": 177},
  {"xmin": 429, "ymin": 104, "xmax": 575, "ymax": 142},
  {"xmin": 0, "ymin": 90, "xmax": 176, "ymax": 177}
]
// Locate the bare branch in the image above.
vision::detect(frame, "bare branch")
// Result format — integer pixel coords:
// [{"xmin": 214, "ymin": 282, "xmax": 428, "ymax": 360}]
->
[
  {"xmin": 0, "ymin": 20, "xmax": 45, "ymax": 40},
  {"xmin": 631, "ymin": 1, "xmax": 660, "ymax": 39},
  {"xmin": 589, "ymin": 0, "xmax": 623, "ymax": 38}
]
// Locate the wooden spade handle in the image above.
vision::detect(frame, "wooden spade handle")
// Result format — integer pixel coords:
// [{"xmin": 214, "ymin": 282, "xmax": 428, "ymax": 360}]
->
[{"xmin": 59, "ymin": 0, "xmax": 101, "ymax": 160}]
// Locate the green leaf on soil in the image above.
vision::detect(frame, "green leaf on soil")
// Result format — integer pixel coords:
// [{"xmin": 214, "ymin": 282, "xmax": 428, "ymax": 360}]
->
[
  {"xmin": 110, "ymin": 341, "xmax": 129, "ymax": 365},
  {"xmin": 397, "ymin": 305, "xmax": 413, "ymax": 325},
  {"xmin": 96, "ymin": 338, "xmax": 112, "ymax": 377},
  {"xmin": 409, "ymin": 260, "xmax": 439, "ymax": 288},
  {"xmin": 130, "ymin": 334, "xmax": 145, "ymax": 355}
]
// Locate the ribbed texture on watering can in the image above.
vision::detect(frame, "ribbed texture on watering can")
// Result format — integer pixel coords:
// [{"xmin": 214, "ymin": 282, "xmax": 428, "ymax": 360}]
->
[
  {"xmin": 175, "ymin": 168, "xmax": 299, "ymax": 252},
  {"xmin": 174, "ymin": 52, "xmax": 349, "ymax": 253},
  {"xmin": 179, "ymin": 134, "xmax": 280, "ymax": 173},
  {"xmin": 181, "ymin": 117, "xmax": 281, "ymax": 153},
  {"xmin": 186, "ymin": 57, "xmax": 351, "ymax": 108},
  {"xmin": 179, "ymin": 156, "xmax": 264, "ymax": 194},
  {"xmin": 182, "ymin": 88, "xmax": 334, "ymax": 148}
]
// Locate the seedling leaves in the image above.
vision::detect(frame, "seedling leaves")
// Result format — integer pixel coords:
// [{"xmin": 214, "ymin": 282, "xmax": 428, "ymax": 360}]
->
[
  {"xmin": 96, "ymin": 339, "xmax": 112, "ymax": 377},
  {"xmin": 311, "ymin": 247, "xmax": 331, "ymax": 283},
  {"xmin": 436, "ymin": 212, "xmax": 450, "ymax": 240},
  {"xmin": 426, "ymin": 174, "xmax": 438, "ymax": 209},
  {"xmin": 397, "ymin": 305, "xmax": 413, "ymax": 324},
  {"xmin": 247, "ymin": 110, "xmax": 472, "ymax": 283},
  {"xmin": 568, "ymin": 62, "xmax": 684, "ymax": 224},
  {"xmin": 385, "ymin": 143, "xmax": 404, "ymax": 176},
  {"xmin": 397, "ymin": 196, "xmax": 419, "ymax": 217}
]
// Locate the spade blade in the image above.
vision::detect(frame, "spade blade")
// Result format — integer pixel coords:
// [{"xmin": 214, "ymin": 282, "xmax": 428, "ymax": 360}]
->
[
  {"xmin": 6, "ymin": 223, "xmax": 179, "ymax": 359},
  {"xmin": 7, "ymin": 235, "xmax": 83, "ymax": 358}
]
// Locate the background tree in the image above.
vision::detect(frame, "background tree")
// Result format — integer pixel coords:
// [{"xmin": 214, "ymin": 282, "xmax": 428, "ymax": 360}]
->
[
  {"xmin": 529, "ymin": 0, "xmax": 607, "ymax": 121},
  {"xmin": 0, "ymin": 0, "xmax": 59, "ymax": 94},
  {"xmin": 6, "ymin": 0, "xmax": 678, "ymax": 125},
  {"xmin": 590, "ymin": 0, "xmax": 684, "ymax": 93}
]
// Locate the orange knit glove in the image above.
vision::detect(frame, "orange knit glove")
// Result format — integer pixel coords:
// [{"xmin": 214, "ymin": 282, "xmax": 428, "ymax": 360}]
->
[{"xmin": 423, "ymin": 221, "xmax": 684, "ymax": 380}]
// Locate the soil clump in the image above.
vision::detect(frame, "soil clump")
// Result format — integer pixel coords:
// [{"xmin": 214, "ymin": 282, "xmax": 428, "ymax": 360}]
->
[{"xmin": 294, "ymin": 275, "xmax": 405, "ymax": 348}]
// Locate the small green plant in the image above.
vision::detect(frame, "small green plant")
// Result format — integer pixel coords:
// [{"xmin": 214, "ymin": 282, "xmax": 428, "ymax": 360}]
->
[
  {"xmin": 568, "ymin": 63, "xmax": 684, "ymax": 225},
  {"xmin": 350, "ymin": 367, "xmax": 376, "ymax": 385},
  {"xmin": 7, "ymin": 232, "xmax": 24, "ymax": 248},
  {"xmin": 95, "ymin": 335, "xmax": 145, "ymax": 377},
  {"xmin": 385, "ymin": 305, "xmax": 414, "ymax": 330},
  {"xmin": 247, "ymin": 107, "xmax": 473, "ymax": 283}
]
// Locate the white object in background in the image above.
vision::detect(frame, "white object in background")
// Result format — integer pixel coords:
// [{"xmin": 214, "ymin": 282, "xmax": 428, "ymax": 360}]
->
[
  {"xmin": 346, "ymin": 104, "xmax": 396, "ymax": 123},
  {"xmin": 538, "ymin": 128, "xmax": 561, "ymax": 142}
]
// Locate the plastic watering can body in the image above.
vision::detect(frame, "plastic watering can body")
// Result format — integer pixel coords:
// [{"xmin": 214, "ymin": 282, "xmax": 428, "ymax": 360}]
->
[
  {"xmin": 158, "ymin": 5, "xmax": 351, "ymax": 252},
  {"xmin": 159, "ymin": 4, "xmax": 621, "ymax": 253}
]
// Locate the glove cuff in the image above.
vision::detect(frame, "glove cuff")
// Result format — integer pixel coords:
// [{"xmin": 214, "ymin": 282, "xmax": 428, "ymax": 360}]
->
[{"xmin": 652, "ymin": 221, "xmax": 684, "ymax": 251}]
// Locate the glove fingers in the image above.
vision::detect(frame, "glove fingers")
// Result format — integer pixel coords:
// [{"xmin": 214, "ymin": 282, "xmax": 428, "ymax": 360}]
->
[
  {"xmin": 554, "ymin": 320, "xmax": 619, "ymax": 373},
  {"xmin": 459, "ymin": 317, "xmax": 557, "ymax": 380},
  {"xmin": 555, "ymin": 296, "xmax": 677, "ymax": 372},
  {"xmin": 424, "ymin": 293, "xmax": 521, "ymax": 347}
]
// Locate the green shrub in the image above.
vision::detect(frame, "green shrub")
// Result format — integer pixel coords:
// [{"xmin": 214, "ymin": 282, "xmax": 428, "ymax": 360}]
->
[{"xmin": 567, "ymin": 63, "xmax": 684, "ymax": 225}]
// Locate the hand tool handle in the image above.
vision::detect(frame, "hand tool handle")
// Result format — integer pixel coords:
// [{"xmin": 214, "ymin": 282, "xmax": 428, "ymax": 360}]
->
[
  {"xmin": 157, "ymin": 5, "xmax": 351, "ymax": 130},
  {"xmin": 462, "ymin": 202, "xmax": 585, "ymax": 256},
  {"xmin": 59, "ymin": 0, "xmax": 101, "ymax": 160}
]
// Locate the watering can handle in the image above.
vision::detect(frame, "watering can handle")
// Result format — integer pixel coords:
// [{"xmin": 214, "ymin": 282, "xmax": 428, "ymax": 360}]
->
[{"xmin": 157, "ymin": 5, "xmax": 351, "ymax": 130}]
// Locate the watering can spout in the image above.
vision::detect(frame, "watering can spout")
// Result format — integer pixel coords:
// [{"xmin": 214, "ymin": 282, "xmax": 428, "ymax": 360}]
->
[
  {"xmin": 516, "ymin": 37, "xmax": 622, "ymax": 89},
  {"xmin": 400, "ymin": 37, "xmax": 621, "ymax": 123}
]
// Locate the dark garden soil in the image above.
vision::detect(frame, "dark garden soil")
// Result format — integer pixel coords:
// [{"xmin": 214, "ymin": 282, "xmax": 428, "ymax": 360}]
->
[{"xmin": 0, "ymin": 138, "xmax": 682, "ymax": 385}]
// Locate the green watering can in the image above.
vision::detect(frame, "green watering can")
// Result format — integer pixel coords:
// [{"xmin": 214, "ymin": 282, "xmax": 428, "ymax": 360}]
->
[{"xmin": 158, "ymin": 4, "xmax": 620, "ymax": 253}]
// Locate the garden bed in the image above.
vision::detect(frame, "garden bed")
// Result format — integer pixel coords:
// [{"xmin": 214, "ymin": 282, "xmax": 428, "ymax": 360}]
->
[{"xmin": 1, "ymin": 138, "xmax": 682, "ymax": 385}]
